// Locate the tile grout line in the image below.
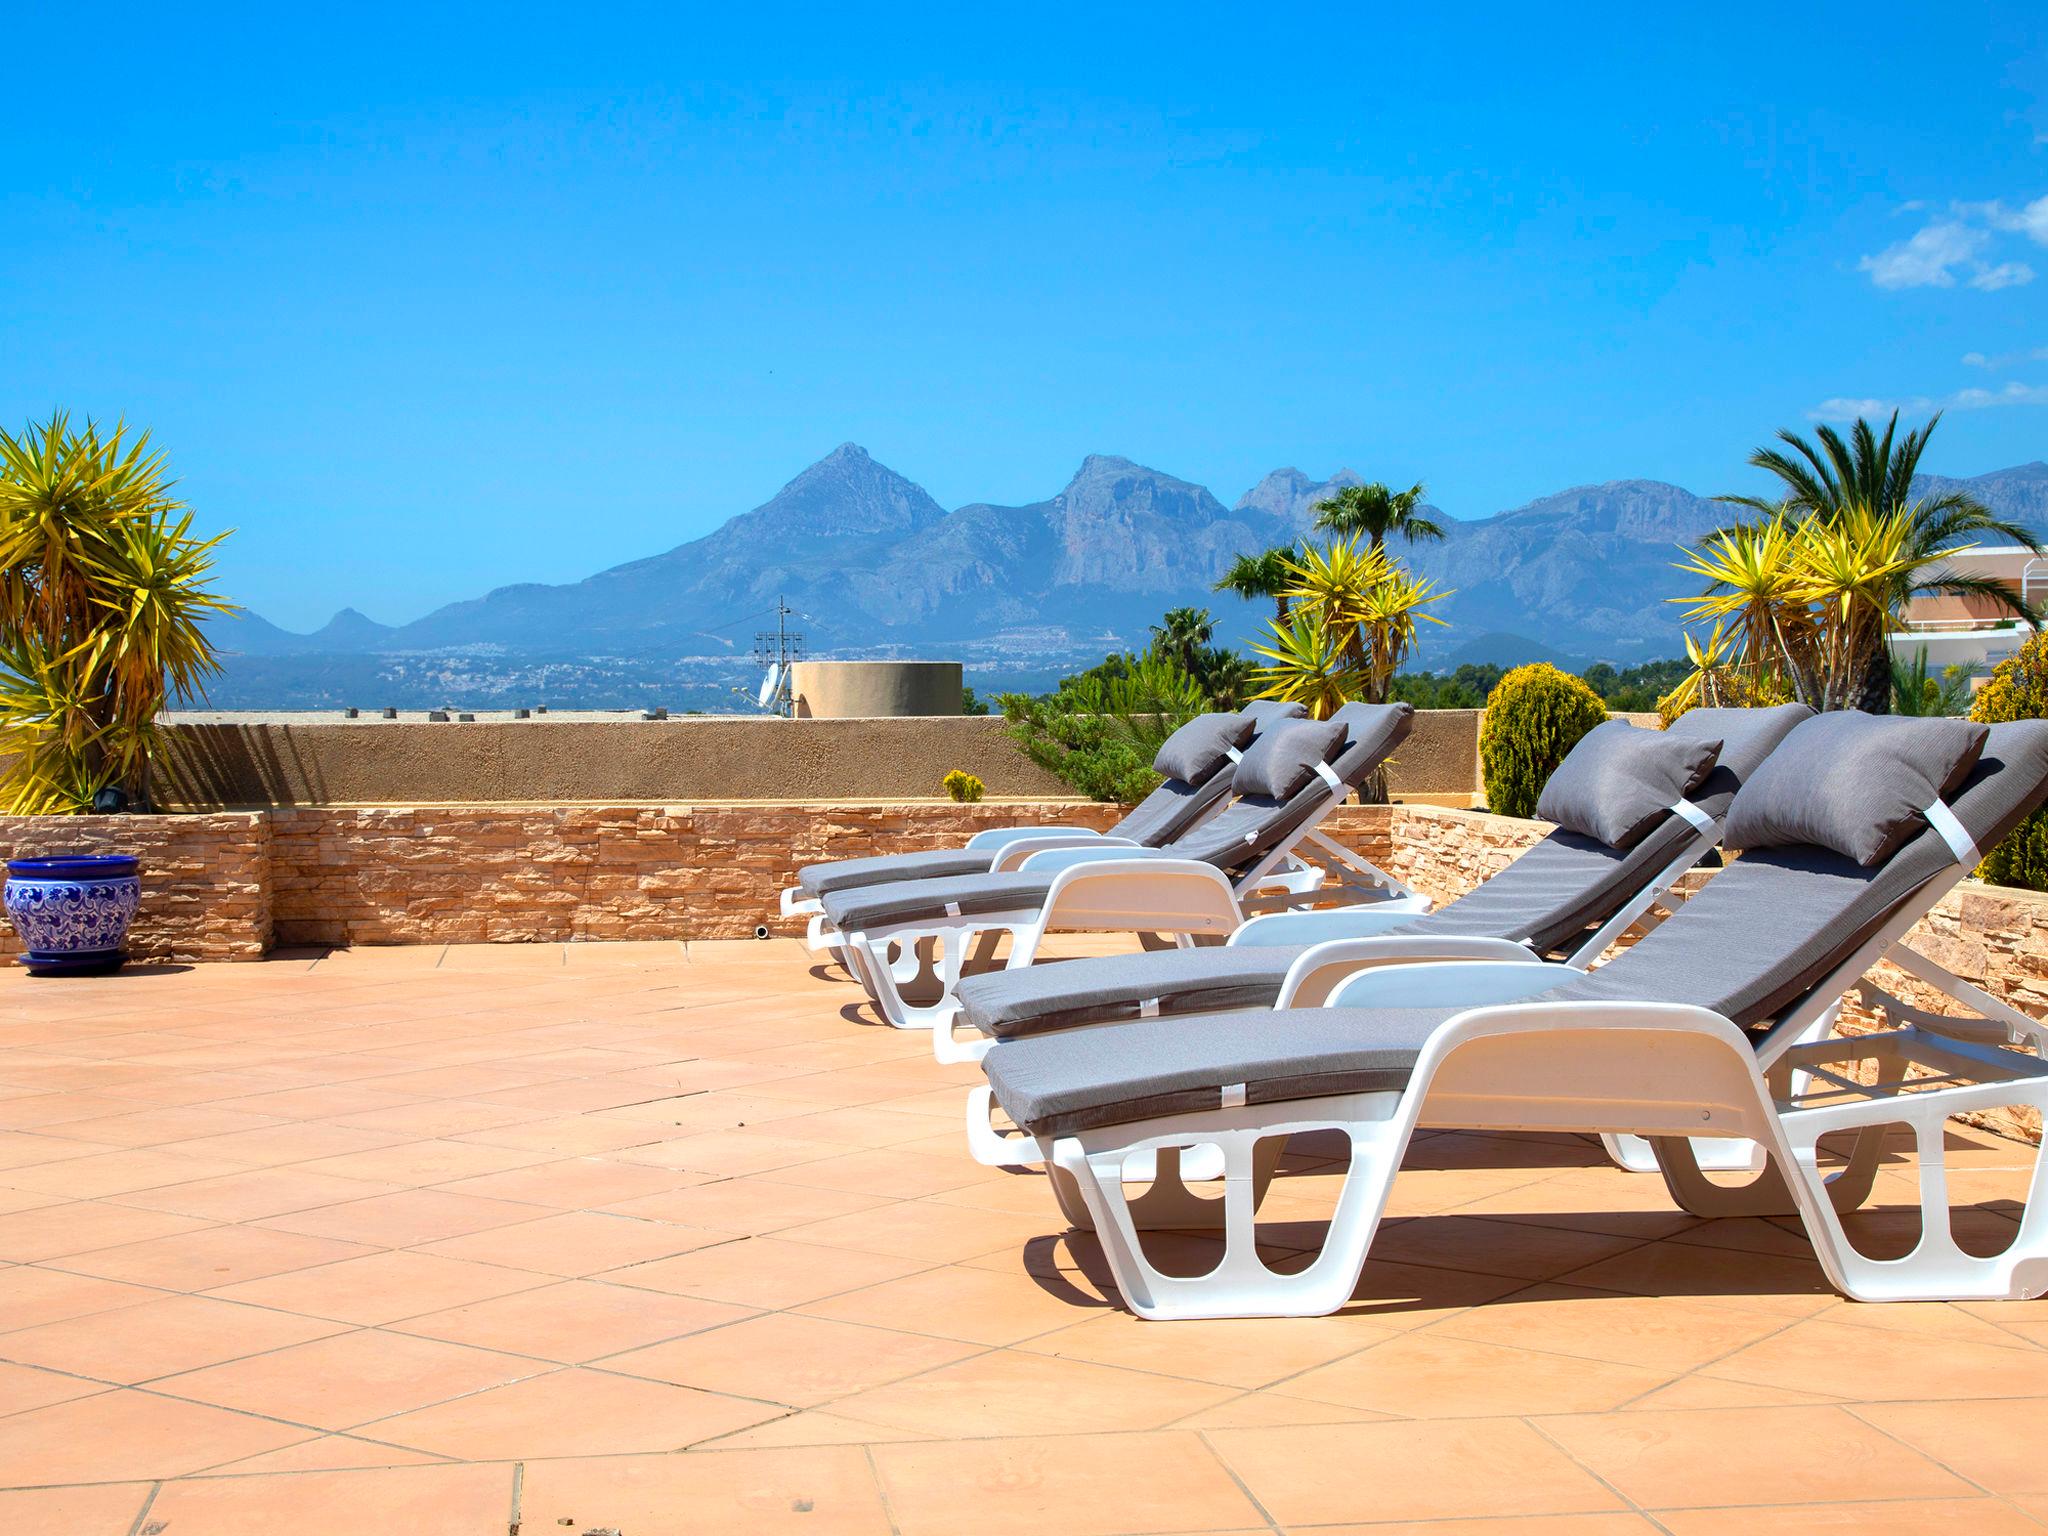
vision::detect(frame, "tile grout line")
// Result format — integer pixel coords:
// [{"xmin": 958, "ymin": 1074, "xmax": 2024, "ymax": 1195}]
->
[
  {"xmin": 122, "ymin": 1480, "xmax": 161, "ymax": 1536},
  {"xmin": 1192, "ymin": 1428, "xmax": 1285, "ymax": 1534},
  {"xmin": 859, "ymin": 1443, "xmax": 904, "ymax": 1536},
  {"xmin": 1521, "ymin": 1412, "xmax": 1663, "ymax": 1528}
]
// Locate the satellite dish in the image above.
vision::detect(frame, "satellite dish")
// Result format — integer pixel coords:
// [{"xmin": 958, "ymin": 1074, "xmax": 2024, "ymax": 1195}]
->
[{"xmin": 757, "ymin": 663, "xmax": 782, "ymax": 711}]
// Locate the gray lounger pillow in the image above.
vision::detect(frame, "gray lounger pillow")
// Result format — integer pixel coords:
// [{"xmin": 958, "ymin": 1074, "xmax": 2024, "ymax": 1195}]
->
[
  {"xmin": 1152, "ymin": 712, "xmax": 1257, "ymax": 785},
  {"xmin": 1536, "ymin": 719, "xmax": 1721, "ymax": 849},
  {"xmin": 1232, "ymin": 717, "xmax": 1348, "ymax": 799},
  {"xmin": 1723, "ymin": 711, "xmax": 1989, "ymax": 867}
]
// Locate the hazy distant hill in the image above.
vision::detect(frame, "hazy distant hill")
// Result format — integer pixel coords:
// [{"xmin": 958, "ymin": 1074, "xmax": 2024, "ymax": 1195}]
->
[{"xmin": 216, "ymin": 448, "xmax": 2048, "ymax": 704}]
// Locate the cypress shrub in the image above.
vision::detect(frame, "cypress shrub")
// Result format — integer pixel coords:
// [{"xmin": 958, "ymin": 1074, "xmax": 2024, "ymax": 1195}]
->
[
  {"xmin": 1972, "ymin": 633, "xmax": 2048, "ymax": 892},
  {"xmin": 1480, "ymin": 663, "xmax": 1608, "ymax": 818}
]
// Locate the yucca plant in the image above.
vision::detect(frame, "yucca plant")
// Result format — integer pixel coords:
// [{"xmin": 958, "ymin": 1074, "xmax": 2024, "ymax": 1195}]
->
[
  {"xmin": 1672, "ymin": 495, "xmax": 1961, "ymax": 714},
  {"xmin": 0, "ymin": 414, "xmax": 235, "ymax": 812},
  {"xmin": 1268, "ymin": 538, "xmax": 1449, "ymax": 702},
  {"xmin": 1718, "ymin": 412, "xmax": 2041, "ymax": 711},
  {"xmin": 1247, "ymin": 612, "xmax": 1365, "ymax": 719}
]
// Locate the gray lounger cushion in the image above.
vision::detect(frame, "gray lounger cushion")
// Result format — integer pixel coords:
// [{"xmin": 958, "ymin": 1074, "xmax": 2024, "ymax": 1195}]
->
[
  {"xmin": 1724, "ymin": 711, "xmax": 1988, "ymax": 867},
  {"xmin": 1153, "ymin": 712, "xmax": 1258, "ymax": 785},
  {"xmin": 820, "ymin": 870, "xmax": 1055, "ymax": 930},
  {"xmin": 800, "ymin": 848, "xmax": 999, "ymax": 900},
  {"xmin": 957, "ymin": 944, "xmax": 1308, "ymax": 1039},
  {"xmin": 1536, "ymin": 719, "xmax": 1720, "ymax": 849},
  {"xmin": 983, "ymin": 719, "xmax": 2048, "ymax": 1137},
  {"xmin": 1231, "ymin": 718, "xmax": 1348, "ymax": 800}
]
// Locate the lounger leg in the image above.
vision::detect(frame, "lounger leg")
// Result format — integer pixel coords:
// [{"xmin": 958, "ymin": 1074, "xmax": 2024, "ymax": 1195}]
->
[
  {"xmin": 1045, "ymin": 1137, "xmax": 1283, "ymax": 1233},
  {"xmin": 846, "ymin": 928, "xmax": 984, "ymax": 1031},
  {"xmin": 1776, "ymin": 1082, "xmax": 2048, "ymax": 1302},
  {"xmin": 1051, "ymin": 1105, "xmax": 1407, "ymax": 1320},
  {"xmin": 1604, "ymin": 1005, "xmax": 1845, "ymax": 1177},
  {"xmin": 1651, "ymin": 1044, "xmax": 1907, "ymax": 1220}
]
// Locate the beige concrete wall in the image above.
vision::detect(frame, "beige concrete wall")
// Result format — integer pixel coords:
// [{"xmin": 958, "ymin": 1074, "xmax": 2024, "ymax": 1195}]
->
[
  {"xmin": 154, "ymin": 716, "xmax": 1073, "ymax": 808},
  {"xmin": 149, "ymin": 710, "xmax": 1498, "ymax": 809},
  {"xmin": 791, "ymin": 661, "xmax": 963, "ymax": 717},
  {"xmin": 1389, "ymin": 710, "xmax": 1480, "ymax": 805},
  {"xmin": 140, "ymin": 705, "xmax": 1667, "ymax": 811}
]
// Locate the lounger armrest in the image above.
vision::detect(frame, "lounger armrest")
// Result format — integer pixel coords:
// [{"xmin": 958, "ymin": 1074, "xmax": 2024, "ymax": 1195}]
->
[
  {"xmin": 1274, "ymin": 935, "xmax": 1543, "ymax": 1008},
  {"xmin": 1019, "ymin": 844, "xmax": 1177, "ymax": 874},
  {"xmin": 1230, "ymin": 907, "xmax": 1423, "ymax": 948},
  {"xmin": 1327, "ymin": 959, "xmax": 1582, "ymax": 1010},
  {"xmin": 965, "ymin": 824, "xmax": 1096, "ymax": 853},
  {"xmin": 988, "ymin": 833, "xmax": 1140, "ymax": 873}
]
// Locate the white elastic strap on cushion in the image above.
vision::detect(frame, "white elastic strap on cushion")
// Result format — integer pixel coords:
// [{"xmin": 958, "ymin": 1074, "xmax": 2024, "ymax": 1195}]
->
[
  {"xmin": 1219, "ymin": 1083, "xmax": 1247, "ymax": 1108},
  {"xmin": 1313, "ymin": 761, "xmax": 1345, "ymax": 793},
  {"xmin": 1138, "ymin": 997, "xmax": 1160, "ymax": 1018},
  {"xmin": 1924, "ymin": 799, "xmax": 1978, "ymax": 867},
  {"xmin": 1669, "ymin": 798, "xmax": 1714, "ymax": 835},
  {"xmin": 944, "ymin": 902, "xmax": 961, "ymax": 918},
  {"xmin": 1225, "ymin": 746, "xmax": 1244, "ymax": 764}
]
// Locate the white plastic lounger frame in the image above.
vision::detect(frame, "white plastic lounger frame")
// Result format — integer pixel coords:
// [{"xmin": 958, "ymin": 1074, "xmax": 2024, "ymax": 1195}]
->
[
  {"xmin": 1007, "ymin": 800, "xmax": 2048, "ymax": 1317},
  {"xmin": 1031, "ymin": 988, "xmax": 2047, "ymax": 1320},
  {"xmin": 844, "ymin": 773, "xmax": 1418, "ymax": 1036}
]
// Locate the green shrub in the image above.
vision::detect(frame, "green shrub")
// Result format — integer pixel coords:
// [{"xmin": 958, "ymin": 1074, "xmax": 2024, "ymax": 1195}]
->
[
  {"xmin": 1972, "ymin": 633, "xmax": 2048, "ymax": 892},
  {"xmin": 997, "ymin": 654, "xmax": 1205, "ymax": 803},
  {"xmin": 941, "ymin": 769, "xmax": 984, "ymax": 803},
  {"xmin": 1480, "ymin": 662, "xmax": 1607, "ymax": 818}
]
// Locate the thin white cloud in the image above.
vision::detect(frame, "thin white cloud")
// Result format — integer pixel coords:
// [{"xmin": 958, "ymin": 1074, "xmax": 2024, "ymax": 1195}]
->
[
  {"xmin": 1963, "ymin": 345, "xmax": 2048, "ymax": 368},
  {"xmin": 1858, "ymin": 193, "xmax": 2048, "ymax": 290},
  {"xmin": 1810, "ymin": 381, "xmax": 2048, "ymax": 420},
  {"xmin": 1983, "ymin": 193, "xmax": 2048, "ymax": 244},
  {"xmin": 1970, "ymin": 261, "xmax": 2035, "ymax": 291},
  {"xmin": 1858, "ymin": 221, "xmax": 1985, "ymax": 288}
]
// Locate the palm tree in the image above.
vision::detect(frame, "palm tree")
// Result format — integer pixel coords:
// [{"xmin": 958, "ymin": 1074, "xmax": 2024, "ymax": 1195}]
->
[
  {"xmin": 1214, "ymin": 547, "xmax": 1295, "ymax": 625},
  {"xmin": 1312, "ymin": 481, "xmax": 1444, "ymax": 552},
  {"xmin": 1721, "ymin": 412, "xmax": 2042, "ymax": 712},
  {"xmin": 1149, "ymin": 606, "xmax": 1214, "ymax": 675}
]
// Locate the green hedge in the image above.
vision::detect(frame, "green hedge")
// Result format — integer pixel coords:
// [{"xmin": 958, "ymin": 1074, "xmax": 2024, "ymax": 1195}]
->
[{"xmin": 1479, "ymin": 663, "xmax": 1608, "ymax": 819}]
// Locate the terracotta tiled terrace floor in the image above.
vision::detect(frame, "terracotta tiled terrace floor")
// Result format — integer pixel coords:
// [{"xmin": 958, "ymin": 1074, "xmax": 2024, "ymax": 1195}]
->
[{"xmin": 0, "ymin": 939, "xmax": 2042, "ymax": 1535}]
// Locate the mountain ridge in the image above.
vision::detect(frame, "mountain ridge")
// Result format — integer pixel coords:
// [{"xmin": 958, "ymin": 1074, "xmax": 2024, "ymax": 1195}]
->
[{"xmin": 222, "ymin": 451, "xmax": 2048, "ymax": 675}]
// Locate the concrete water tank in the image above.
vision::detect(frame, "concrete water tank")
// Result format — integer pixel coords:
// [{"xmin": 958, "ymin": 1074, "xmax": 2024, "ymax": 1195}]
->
[{"xmin": 789, "ymin": 660, "xmax": 963, "ymax": 717}]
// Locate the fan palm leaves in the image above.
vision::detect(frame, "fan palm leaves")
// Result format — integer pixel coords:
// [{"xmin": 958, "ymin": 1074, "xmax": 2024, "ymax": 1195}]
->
[
  {"xmin": 1149, "ymin": 606, "xmax": 1215, "ymax": 675},
  {"xmin": 1214, "ymin": 547, "xmax": 1296, "ymax": 625},
  {"xmin": 1311, "ymin": 481, "xmax": 1443, "ymax": 552}
]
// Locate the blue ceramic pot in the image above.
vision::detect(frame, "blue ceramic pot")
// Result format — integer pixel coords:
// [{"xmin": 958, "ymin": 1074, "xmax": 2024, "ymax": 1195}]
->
[{"xmin": 3, "ymin": 855, "xmax": 142, "ymax": 974}]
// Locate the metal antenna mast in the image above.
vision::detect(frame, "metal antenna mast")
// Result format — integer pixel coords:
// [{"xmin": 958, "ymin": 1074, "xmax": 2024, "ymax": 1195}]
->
[{"xmin": 751, "ymin": 596, "xmax": 805, "ymax": 716}]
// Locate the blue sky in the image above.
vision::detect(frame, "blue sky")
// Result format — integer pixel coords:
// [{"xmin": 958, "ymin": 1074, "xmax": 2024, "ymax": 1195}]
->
[{"xmin": 6, "ymin": 3, "xmax": 2048, "ymax": 631}]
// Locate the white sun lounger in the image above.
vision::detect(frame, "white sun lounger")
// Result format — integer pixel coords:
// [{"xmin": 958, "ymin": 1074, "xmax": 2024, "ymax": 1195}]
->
[
  {"xmin": 818, "ymin": 703, "xmax": 1421, "ymax": 1032},
  {"xmin": 975, "ymin": 713, "xmax": 2048, "ymax": 1318},
  {"xmin": 779, "ymin": 701, "xmax": 1307, "ymax": 953}
]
